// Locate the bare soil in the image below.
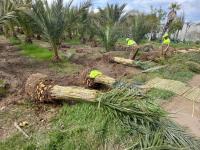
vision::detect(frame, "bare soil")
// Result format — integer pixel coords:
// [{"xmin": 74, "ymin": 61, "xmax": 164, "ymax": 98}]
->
[
  {"xmin": 0, "ymin": 37, "xmax": 140, "ymax": 140},
  {"xmin": 163, "ymin": 75, "xmax": 200, "ymax": 137}
]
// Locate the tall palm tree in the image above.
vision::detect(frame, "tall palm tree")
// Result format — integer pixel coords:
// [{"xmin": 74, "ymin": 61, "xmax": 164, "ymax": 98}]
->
[
  {"xmin": 31, "ymin": 0, "xmax": 71, "ymax": 61},
  {"xmin": 92, "ymin": 3, "xmax": 126, "ymax": 51},
  {"xmin": 162, "ymin": 2, "xmax": 181, "ymax": 35}
]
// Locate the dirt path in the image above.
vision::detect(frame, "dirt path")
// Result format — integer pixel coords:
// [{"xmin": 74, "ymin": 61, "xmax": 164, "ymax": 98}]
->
[{"xmin": 163, "ymin": 75, "xmax": 200, "ymax": 137}]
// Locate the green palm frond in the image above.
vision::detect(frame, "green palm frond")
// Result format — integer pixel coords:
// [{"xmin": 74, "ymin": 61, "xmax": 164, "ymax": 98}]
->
[
  {"xmin": 96, "ymin": 88, "xmax": 200, "ymax": 149},
  {"xmin": 31, "ymin": 0, "xmax": 72, "ymax": 59},
  {"xmin": 0, "ymin": 12, "xmax": 15, "ymax": 25},
  {"xmin": 97, "ymin": 88, "xmax": 166, "ymax": 133},
  {"xmin": 0, "ymin": 0, "xmax": 16, "ymax": 25},
  {"xmin": 65, "ymin": 0, "xmax": 91, "ymax": 40},
  {"xmin": 92, "ymin": 3, "xmax": 126, "ymax": 51},
  {"xmin": 169, "ymin": 3, "xmax": 181, "ymax": 11}
]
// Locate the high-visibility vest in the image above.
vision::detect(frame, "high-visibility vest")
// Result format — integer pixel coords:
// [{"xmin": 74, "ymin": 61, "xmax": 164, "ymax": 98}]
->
[
  {"xmin": 89, "ymin": 70, "xmax": 102, "ymax": 79},
  {"xmin": 163, "ymin": 38, "xmax": 170, "ymax": 45},
  {"xmin": 127, "ymin": 39, "xmax": 136, "ymax": 46}
]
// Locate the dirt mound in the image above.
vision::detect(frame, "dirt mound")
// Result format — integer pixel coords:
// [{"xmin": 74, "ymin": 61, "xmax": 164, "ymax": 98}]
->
[{"xmin": 72, "ymin": 54, "xmax": 140, "ymax": 80}]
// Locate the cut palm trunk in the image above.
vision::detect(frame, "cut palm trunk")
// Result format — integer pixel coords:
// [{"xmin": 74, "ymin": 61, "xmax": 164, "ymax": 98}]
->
[
  {"xmin": 112, "ymin": 56, "xmax": 135, "ymax": 66},
  {"xmin": 80, "ymin": 68, "xmax": 116, "ymax": 88},
  {"xmin": 25, "ymin": 73, "xmax": 99, "ymax": 102},
  {"xmin": 94, "ymin": 75, "xmax": 116, "ymax": 87}
]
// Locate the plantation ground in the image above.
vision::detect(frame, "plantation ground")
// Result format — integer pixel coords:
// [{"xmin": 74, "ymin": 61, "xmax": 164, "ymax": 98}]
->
[
  {"xmin": 0, "ymin": 36, "xmax": 140, "ymax": 140},
  {"xmin": 1, "ymin": 35, "xmax": 200, "ymax": 149}
]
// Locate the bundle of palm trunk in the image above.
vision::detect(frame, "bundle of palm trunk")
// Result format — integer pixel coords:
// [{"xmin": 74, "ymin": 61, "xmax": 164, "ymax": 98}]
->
[
  {"xmin": 79, "ymin": 68, "xmax": 116, "ymax": 88},
  {"xmin": 25, "ymin": 73, "xmax": 99, "ymax": 102}
]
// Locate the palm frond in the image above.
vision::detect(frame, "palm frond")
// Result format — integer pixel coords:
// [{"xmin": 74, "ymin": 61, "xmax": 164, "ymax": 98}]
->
[
  {"xmin": 30, "ymin": 0, "xmax": 71, "ymax": 58},
  {"xmin": 92, "ymin": 3, "xmax": 126, "ymax": 51},
  {"xmin": 96, "ymin": 88, "xmax": 200, "ymax": 149}
]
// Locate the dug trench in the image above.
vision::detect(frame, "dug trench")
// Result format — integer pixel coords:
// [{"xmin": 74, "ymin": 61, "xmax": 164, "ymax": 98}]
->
[{"xmin": 0, "ymin": 38, "xmax": 141, "ymax": 139}]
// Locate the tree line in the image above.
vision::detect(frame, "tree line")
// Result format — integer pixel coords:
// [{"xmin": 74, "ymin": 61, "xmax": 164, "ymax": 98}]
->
[{"xmin": 0, "ymin": 0, "xmax": 185, "ymax": 60}]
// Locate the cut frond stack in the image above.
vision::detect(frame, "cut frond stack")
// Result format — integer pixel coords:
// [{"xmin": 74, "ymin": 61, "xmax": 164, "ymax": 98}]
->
[{"xmin": 97, "ymin": 88, "xmax": 200, "ymax": 149}]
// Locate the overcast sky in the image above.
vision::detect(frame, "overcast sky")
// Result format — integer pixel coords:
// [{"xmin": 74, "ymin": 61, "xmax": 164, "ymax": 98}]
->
[{"xmin": 47, "ymin": 0, "xmax": 200, "ymax": 23}]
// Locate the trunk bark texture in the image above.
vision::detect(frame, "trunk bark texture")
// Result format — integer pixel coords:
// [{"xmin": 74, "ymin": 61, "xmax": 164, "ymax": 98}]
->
[
  {"xmin": 94, "ymin": 75, "xmax": 116, "ymax": 87},
  {"xmin": 25, "ymin": 73, "xmax": 99, "ymax": 103},
  {"xmin": 112, "ymin": 57, "xmax": 135, "ymax": 66}
]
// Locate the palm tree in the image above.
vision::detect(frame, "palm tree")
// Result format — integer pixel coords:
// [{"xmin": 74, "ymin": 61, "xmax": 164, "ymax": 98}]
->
[
  {"xmin": 131, "ymin": 14, "xmax": 150, "ymax": 43},
  {"xmin": 92, "ymin": 3, "xmax": 126, "ymax": 51},
  {"xmin": 31, "ymin": 0, "xmax": 72, "ymax": 61},
  {"xmin": 0, "ymin": 0, "xmax": 32, "ymax": 39},
  {"xmin": 65, "ymin": 0, "xmax": 91, "ymax": 42},
  {"xmin": 162, "ymin": 2, "xmax": 181, "ymax": 35},
  {"xmin": 0, "ymin": 0, "xmax": 17, "ymax": 37},
  {"xmin": 12, "ymin": 0, "xmax": 33, "ymax": 43}
]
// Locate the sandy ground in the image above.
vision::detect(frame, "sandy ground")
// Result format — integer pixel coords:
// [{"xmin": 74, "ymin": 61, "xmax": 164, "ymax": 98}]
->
[{"xmin": 163, "ymin": 75, "xmax": 200, "ymax": 137}]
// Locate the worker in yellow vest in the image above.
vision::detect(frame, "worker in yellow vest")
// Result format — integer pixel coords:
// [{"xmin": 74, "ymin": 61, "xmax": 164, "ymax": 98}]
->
[
  {"xmin": 126, "ymin": 38, "xmax": 139, "ymax": 60},
  {"xmin": 162, "ymin": 33, "xmax": 171, "ymax": 57}
]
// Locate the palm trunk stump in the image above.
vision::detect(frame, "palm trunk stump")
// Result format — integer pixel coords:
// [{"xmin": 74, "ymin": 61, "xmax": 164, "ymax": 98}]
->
[{"xmin": 25, "ymin": 73, "xmax": 99, "ymax": 103}]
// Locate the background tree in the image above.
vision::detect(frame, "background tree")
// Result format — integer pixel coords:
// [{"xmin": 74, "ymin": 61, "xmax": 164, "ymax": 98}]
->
[
  {"xmin": 183, "ymin": 22, "xmax": 192, "ymax": 42},
  {"xmin": 131, "ymin": 14, "xmax": 150, "ymax": 43},
  {"xmin": 0, "ymin": 0, "xmax": 15, "ymax": 24},
  {"xmin": 162, "ymin": 2, "xmax": 181, "ymax": 35},
  {"xmin": 31, "ymin": 0, "xmax": 71, "ymax": 61},
  {"xmin": 92, "ymin": 3, "xmax": 126, "ymax": 51},
  {"xmin": 13, "ymin": 0, "xmax": 33, "ymax": 43},
  {"xmin": 0, "ymin": 0, "xmax": 17, "ymax": 38},
  {"xmin": 17, "ymin": 13, "xmax": 33, "ymax": 43},
  {"xmin": 169, "ymin": 14, "xmax": 184, "ymax": 41},
  {"xmin": 147, "ymin": 7, "xmax": 166, "ymax": 41},
  {"xmin": 65, "ymin": 1, "xmax": 91, "ymax": 43}
]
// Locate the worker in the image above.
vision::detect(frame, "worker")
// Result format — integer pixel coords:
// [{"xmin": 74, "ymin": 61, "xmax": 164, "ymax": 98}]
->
[
  {"xmin": 162, "ymin": 33, "xmax": 171, "ymax": 57},
  {"xmin": 126, "ymin": 38, "xmax": 139, "ymax": 60},
  {"xmin": 86, "ymin": 69, "xmax": 102, "ymax": 88}
]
